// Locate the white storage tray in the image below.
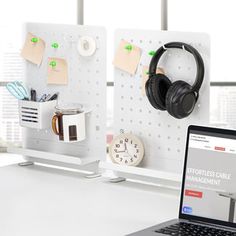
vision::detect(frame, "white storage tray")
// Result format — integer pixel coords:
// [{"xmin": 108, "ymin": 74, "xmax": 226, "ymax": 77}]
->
[{"xmin": 19, "ymin": 100, "xmax": 57, "ymax": 129}]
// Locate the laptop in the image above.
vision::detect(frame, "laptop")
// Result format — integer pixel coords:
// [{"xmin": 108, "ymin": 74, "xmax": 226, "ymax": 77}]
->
[{"xmin": 128, "ymin": 125, "xmax": 236, "ymax": 235}]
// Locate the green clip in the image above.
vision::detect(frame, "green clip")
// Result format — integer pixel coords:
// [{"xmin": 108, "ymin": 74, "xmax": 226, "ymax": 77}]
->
[
  {"xmin": 31, "ymin": 37, "xmax": 39, "ymax": 43},
  {"xmin": 49, "ymin": 60, "xmax": 57, "ymax": 68},
  {"xmin": 51, "ymin": 42, "xmax": 59, "ymax": 49},
  {"xmin": 148, "ymin": 51, "xmax": 156, "ymax": 56},
  {"xmin": 145, "ymin": 71, "xmax": 149, "ymax": 75},
  {"xmin": 125, "ymin": 44, "xmax": 133, "ymax": 51}
]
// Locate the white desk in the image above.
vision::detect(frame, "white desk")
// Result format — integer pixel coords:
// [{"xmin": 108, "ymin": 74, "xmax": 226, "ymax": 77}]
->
[{"xmin": 0, "ymin": 155, "xmax": 179, "ymax": 236}]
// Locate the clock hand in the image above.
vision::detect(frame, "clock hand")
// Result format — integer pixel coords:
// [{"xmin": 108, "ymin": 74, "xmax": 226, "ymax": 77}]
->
[
  {"xmin": 124, "ymin": 143, "xmax": 127, "ymax": 151},
  {"xmin": 115, "ymin": 150, "xmax": 125, "ymax": 153}
]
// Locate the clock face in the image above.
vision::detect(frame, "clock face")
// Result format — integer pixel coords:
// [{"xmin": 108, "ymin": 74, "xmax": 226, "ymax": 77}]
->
[{"xmin": 109, "ymin": 133, "xmax": 144, "ymax": 166}]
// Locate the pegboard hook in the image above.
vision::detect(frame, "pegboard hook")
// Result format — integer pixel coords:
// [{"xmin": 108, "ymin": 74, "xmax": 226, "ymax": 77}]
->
[{"xmin": 162, "ymin": 45, "xmax": 167, "ymax": 50}]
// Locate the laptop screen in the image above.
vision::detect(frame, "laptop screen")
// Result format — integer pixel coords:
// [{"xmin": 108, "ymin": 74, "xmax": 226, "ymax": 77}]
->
[{"xmin": 180, "ymin": 126, "xmax": 236, "ymax": 225}]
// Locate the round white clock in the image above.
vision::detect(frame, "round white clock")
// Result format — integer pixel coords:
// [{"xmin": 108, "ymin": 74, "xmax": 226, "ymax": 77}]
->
[{"xmin": 109, "ymin": 133, "xmax": 144, "ymax": 166}]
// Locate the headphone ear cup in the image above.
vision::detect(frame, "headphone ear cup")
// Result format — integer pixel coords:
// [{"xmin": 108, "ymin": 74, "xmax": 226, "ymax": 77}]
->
[
  {"xmin": 145, "ymin": 77, "xmax": 161, "ymax": 110},
  {"xmin": 149, "ymin": 74, "xmax": 172, "ymax": 110},
  {"xmin": 166, "ymin": 81, "xmax": 197, "ymax": 119}
]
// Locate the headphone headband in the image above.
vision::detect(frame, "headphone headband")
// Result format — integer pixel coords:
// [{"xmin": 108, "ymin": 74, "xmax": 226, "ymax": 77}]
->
[{"xmin": 149, "ymin": 42, "xmax": 205, "ymax": 92}]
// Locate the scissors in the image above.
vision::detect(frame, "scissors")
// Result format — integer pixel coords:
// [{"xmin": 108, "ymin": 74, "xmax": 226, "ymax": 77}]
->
[{"xmin": 6, "ymin": 81, "xmax": 29, "ymax": 100}]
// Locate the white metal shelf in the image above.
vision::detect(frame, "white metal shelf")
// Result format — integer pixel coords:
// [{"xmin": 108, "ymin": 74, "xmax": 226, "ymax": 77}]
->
[{"xmin": 7, "ymin": 147, "xmax": 98, "ymax": 166}]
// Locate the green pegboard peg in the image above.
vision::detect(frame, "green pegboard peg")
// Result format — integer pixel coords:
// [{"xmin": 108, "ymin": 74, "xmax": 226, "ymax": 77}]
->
[
  {"xmin": 31, "ymin": 37, "xmax": 39, "ymax": 43},
  {"xmin": 51, "ymin": 42, "xmax": 59, "ymax": 49},
  {"xmin": 125, "ymin": 44, "xmax": 133, "ymax": 51},
  {"xmin": 148, "ymin": 50, "xmax": 156, "ymax": 56},
  {"xmin": 49, "ymin": 60, "xmax": 57, "ymax": 68}
]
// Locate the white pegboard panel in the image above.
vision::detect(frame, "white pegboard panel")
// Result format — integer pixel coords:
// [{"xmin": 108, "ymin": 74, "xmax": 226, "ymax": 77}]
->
[
  {"xmin": 114, "ymin": 29, "xmax": 210, "ymax": 173},
  {"xmin": 21, "ymin": 23, "xmax": 106, "ymax": 164}
]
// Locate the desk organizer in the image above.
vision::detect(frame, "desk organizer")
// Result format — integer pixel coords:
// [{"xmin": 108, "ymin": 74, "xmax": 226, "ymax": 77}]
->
[
  {"xmin": 102, "ymin": 29, "xmax": 210, "ymax": 186},
  {"xmin": 8, "ymin": 23, "xmax": 107, "ymax": 174},
  {"xmin": 19, "ymin": 100, "xmax": 56, "ymax": 129}
]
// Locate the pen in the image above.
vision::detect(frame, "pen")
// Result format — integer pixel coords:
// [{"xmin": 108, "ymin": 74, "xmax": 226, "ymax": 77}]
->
[
  {"xmin": 47, "ymin": 93, "xmax": 59, "ymax": 101},
  {"xmin": 31, "ymin": 89, "xmax": 37, "ymax": 101}
]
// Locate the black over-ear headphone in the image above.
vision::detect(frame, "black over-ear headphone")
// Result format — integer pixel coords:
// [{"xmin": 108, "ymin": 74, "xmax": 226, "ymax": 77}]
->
[{"xmin": 145, "ymin": 42, "xmax": 205, "ymax": 119}]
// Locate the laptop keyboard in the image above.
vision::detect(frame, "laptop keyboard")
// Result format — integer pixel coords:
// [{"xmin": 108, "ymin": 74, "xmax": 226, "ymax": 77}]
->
[{"xmin": 155, "ymin": 222, "xmax": 236, "ymax": 235}]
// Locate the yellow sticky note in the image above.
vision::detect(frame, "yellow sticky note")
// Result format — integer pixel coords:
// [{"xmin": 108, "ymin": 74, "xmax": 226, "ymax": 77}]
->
[
  {"xmin": 142, "ymin": 66, "xmax": 165, "ymax": 96},
  {"xmin": 47, "ymin": 58, "xmax": 68, "ymax": 85},
  {"xmin": 21, "ymin": 32, "xmax": 45, "ymax": 65},
  {"xmin": 113, "ymin": 40, "xmax": 141, "ymax": 75}
]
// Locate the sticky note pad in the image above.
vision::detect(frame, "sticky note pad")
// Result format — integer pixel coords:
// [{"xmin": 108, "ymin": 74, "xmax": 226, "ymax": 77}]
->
[
  {"xmin": 142, "ymin": 66, "xmax": 165, "ymax": 96},
  {"xmin": 47, "ymin": 58, "xmax": 68, "ymax": 85},
  {"xmin": 21, "ymin": 32, "xmax": 45, "ymax": 65},
  {"xmin": 113, "ymin": 40, "xmax": 141, "ymax": 75}
]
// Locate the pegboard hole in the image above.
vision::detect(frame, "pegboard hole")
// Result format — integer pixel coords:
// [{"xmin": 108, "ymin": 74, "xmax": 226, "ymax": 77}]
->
[
  {"xmin": 139, "ymin": 121, "xmax": 142, "ymax": 124},
  {"xmin": 139, "ymin": 39, "xmax": 143, "ymax": 43},
  {"xmin": 148, "ymin": 133, "xmax": 152, "ymax": 137},
  {"xmin": 96, "ymin": 126, "xmax": 100, "ymax": 131},
  {"xmin": 168, "ymin": 148, "xmax": 171, "ymax": 151},
  {"xmin": 139, "ymin": 109, "xmax": 142, "ymax": 113},
  {"xmin": 148, "ymin": 122, "xmax": 151, "ymax": 125},
  {"xmin": 121, "ymin": 96, "xmax": 124, "ymax": 99},
  {"xmin": 139, "ymin": 97, "xmax": 143, "ymax": 101},
  {"xmin": 177, "ymin": 137, "xmax": 181, "ymax": 141},
  {"xmin": 130, "ymin": 85, "xmax": 133, "ymax": 89},
  {"xmin": 130, "ymin": 96, "xmax": 133, "ymax": 100},
  {"xmin": 121, "ymin": 84, "xmax": 124, "ymax": 88},
  {"xmin": 148, "ymin": 110, "xmax": 152, "ymax": 114},
  {"xmin": 167, "ymin": 136, "xmax": 171, "ymax": 140},
  {"xmin": 177, "ymin": 149, "xmax": 180, "ymax": 153},
  {"xmin": 149, "ymin": 40, "xmax": 152, "ymax": 44},
  {"xmin": 158, "ymin": 123, "xmax": 161, "ymax": 127},
  {"xmin": 178, "ymin": 66, "xmax": 181, "ymax": 70},
  {"xmin": 130, "ymin": 108, "xmax": 133, "ymax": 112},
  {"xmin": 158, "ymin": 41, "xmax": 162, "ymax": 44},
  {"xmin": 121, "ymin": 118, "xmax": 124, "ymax": 122},
  {"xmin": 158, "ymin": 135, "xmax": 161, "ymax": 138},
  {"xmin": 130, "ymin": 120, "xmax": 133, "ymax": 123},
  {"xmin": 167, "ymin": 124, "xmax": 171, "ymax": 128},
  {"xmin": 96, "ymin": 70, "xmax": 99, "ymax": 74},
  {"xmin": 121, "ymin": 107, "xmax": 124, "ymax": 111}
]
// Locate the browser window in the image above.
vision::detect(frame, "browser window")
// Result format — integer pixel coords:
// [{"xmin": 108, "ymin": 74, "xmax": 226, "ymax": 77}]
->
[{"xmin": 182, "ymin": 130, "xmax": 236, "ymax": 223}]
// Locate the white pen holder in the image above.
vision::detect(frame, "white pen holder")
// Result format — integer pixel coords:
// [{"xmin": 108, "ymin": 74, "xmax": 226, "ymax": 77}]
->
[{"xmin": 19, "ymin": 100, "xmax": 57, "ymax": 129}]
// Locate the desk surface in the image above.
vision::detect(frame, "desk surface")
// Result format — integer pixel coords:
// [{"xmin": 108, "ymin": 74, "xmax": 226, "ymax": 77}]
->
[{"xmin": 0, "ymin": 157, "xmax": 179, "ymax": 236}]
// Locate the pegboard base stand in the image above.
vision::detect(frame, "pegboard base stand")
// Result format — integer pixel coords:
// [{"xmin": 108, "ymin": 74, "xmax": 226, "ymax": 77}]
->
[
  {"xmin": 18, "ymin": 161, "xmax": 34, "ymax": 167},
  {"xmin": 109, "ymin": 177, "xmax": 126, "ymax": 183},
  {"xmin": 85, "ymin": 173, "xmax": 102, "ymax": 179},
  {"xmin": 99, "ymin": 162, "xmax": 181, "ymax": 190}
]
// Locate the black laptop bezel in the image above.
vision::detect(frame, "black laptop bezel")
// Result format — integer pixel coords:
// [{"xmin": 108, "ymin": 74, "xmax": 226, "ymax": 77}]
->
[{"xmin": 179, "ymin": 125, "xmax": 236, "ymax": 229}]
